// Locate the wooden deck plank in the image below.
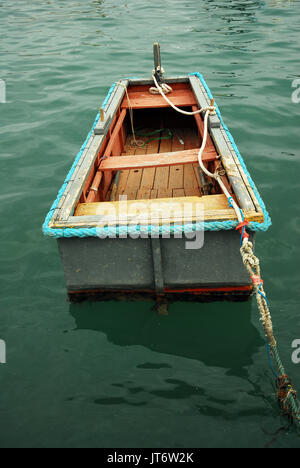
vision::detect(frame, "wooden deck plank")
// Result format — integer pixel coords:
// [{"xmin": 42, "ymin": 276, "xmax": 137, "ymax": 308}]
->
[
  {"xmin": 139, "ymin": 135, "xmax": 160, "ymax": 190},
  {"xmin": 115, "ymin": 135, "xmax": 133, "ymax": 200},
  {"xmin": 153, "ymin": 131, "xmax": 172, "ymax": 190},
  {"xmin": 184, "ymin": 164, "xmax": 200, "ymax": 190},
  {"xmin": 137, "ymin": 189, "xmax": 151, "ymax": 200},
  {"xmin": 169, "ymin": 165, "xmax": 184, "ymax": 190},
  {"xmin": 185, "ymin": 187, "xmax": 202, "ymax": 197},
  {"xmin": 124, "ymin": 189, "xmax": 138, "ymax": 201},
  {"xmin": 115, "ymin": 170, "xmax": 129, "ymax": 200},
  {"xmin": 126, "ymin": 168, "xmax": 143, "ymax": 196},
  {"xmin": 122, "ymin": 133, "xmax": 148, "ymax": 200},
  {"xmin": 168, "ymin": 131, "xmax": 184, "ymax": 191},
  {"xmin": 157, "ymin": 188, "xmax": 173, "ymax": 198},
  {"xmin": 193, "ymin": 164, "xmax": 202, "ymax": 188},
  {"xmin": 140, "ymin": 168, "xmax": 156, "ymax": 190},
  {"xmin": 181, "ymin": 127, "xmax": 209, "ymax": 191},
  {"xmin": 173, "ymin": 188, "xmax": 185, "ymax": 198},
  {"xmin": 171, "ymin": 128, "xmax": 185, "ymax": 152}
]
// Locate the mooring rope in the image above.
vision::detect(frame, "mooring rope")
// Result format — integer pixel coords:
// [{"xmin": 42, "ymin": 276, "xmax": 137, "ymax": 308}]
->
[
  {"xmin": 151, "ymin": 73, "xmax": 216, "ymax": 117},
  {"xmin": 149, "ymin": 80, "xmax": 173, "ymax": 95},
  {"xmin": 150, "ymin": 74, "xmax": 300, "ymax": 428}
]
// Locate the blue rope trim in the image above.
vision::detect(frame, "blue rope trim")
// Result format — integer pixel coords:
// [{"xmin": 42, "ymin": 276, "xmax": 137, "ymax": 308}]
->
[{"xmin": 43, "ymin": 73, "xmax": 271, "ymax": 239}]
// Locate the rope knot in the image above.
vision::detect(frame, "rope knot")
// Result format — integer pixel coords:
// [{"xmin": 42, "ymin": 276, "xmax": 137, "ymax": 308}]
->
[
  {"xmin": 251, "ymin": 275, "xmax": 263, "ymax": 286},
  {"xmin": 236, "ymin": 220, "xmax": 249, "ymax": 232},
  {"xmin": 236, "ymin": 220, "xmax": 250, "ymax": 243},
  {"xmin": 208, "ymin": 105, "xmax": 216, "ymax": 115},
  {"xmin": 276, "ymin": 375, "xmax": 299, "ymax": 419}
]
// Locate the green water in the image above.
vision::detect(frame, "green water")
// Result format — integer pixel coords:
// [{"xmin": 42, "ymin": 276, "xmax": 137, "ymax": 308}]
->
[{"xmin": 0, "ymin": 0, "xmax": 300, "ymax": 448}]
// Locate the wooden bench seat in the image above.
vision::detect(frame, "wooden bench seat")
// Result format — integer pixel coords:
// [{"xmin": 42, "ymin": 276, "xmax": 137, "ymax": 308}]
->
[{"xmin": 99, "ymin": 148, "xmax": 216, "ymax": 172}]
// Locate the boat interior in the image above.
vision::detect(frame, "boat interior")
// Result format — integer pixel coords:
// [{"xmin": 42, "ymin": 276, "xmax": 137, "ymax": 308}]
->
[{"xmin": 74, "ymin": 81, "xmax": 237, "ymax": 218}]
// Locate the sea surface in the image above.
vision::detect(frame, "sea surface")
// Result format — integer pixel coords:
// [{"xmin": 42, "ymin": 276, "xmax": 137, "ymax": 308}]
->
[{"xmin": 0, "ymin": 0, "xmax": 300, "ymax": 448}]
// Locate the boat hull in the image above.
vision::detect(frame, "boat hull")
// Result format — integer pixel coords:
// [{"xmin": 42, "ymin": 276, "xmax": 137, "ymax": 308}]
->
[{"xmin": 58, "ymin": 230, "xmax": 254, "ymax": 302}]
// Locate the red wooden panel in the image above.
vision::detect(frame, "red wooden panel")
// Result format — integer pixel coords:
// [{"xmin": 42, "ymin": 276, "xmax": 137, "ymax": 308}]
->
[{"xmin": 121, "ymin": 89, "xmax": 198, "ymax": 109}]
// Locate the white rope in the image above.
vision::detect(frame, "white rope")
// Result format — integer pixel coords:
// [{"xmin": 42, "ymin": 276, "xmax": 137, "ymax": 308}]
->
[
  {"xmin": 149, "ymin": 81, "xmax": 173, "ymax": 95},
  {"xmin": 151, "ymin": 73, "xmax": 216, "ymax": 116},
  {"xmin": 198, "ymin": 110, "xmax": 244, "ymax": 223}
]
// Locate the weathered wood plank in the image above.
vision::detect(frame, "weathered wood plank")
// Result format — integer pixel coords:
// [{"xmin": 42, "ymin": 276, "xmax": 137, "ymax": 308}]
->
[
  {"xmin": 59, "ymin": 134, "xmax": 106, "ymax": 220},
  {"xmin": 185, "ymin": 187, "xmax": 202, "ymax": 197},
  {"xmin": 52, "ymin": 207, "xmax": 263, "ymax": 229},
  {"xmin": 128, "ymin": 77, "xmax": 189, "ymax": 86},
  {"xmin": 121, "ymin": 89, "xmax": 197, "ymax": 110},
  {"xmin": 168, "ymin": 132, "xmax": 184, "ymax": 190},
  {"xmin": 154, "ymin": 132, "xmax": 171, "ymax": 190},
  {"xmin": 220, "ymin": 128, "xmax": 262, "ymax": 213},
  {"xmin": 115, "ymin": 136, "xmax": 133, "ymax": 200},
  {"xmin": 157, "ymin": 188, "xmax": 173, "ymax": 199},
  {"xmin": 210, "ymin": 127, "xmax": 255, "ymax": 211},
  {"xmin": 94, "ymin": 80, "xmax": 128, "ymax": 135},
  {"xmin": 99, "ymin": 148, "xmax": 215, "ymax": 172},
  {"xmin": 189, "ymin": 75, "xmax": 221, "ymax": 129},
  {"xmin": 169, "ymin": 165, "xmax": 184, "ymax": 190},
  {"xmin": 137, "ymin": 189, "xmax": 151, "ymax": 200},
  {"xmin": 125, "ymin": 133, "xmax": 150, "ymax": 200},
  {"xmin": 103, "ymin": 108, "xmax": 127, "ymax": 157},
  {"xmin": 140, "ymin": 136, "xmax": 160, "ymax": 191},
  {"xmin": 184, "ymin": 164, "xmax": 199, "ymax": 190},
  {"xmin": 69, "ymin": 194, "xmax": 264, "ymax": 227},
  {"xmin": 173, "ymin": 188, "xmax": 185, "ymax": 198}
]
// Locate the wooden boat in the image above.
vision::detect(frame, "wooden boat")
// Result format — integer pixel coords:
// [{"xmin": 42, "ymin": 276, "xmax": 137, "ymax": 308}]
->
[{"xmin": 43, "ymin": 45, "xmax": 271, "ymax": 302}]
